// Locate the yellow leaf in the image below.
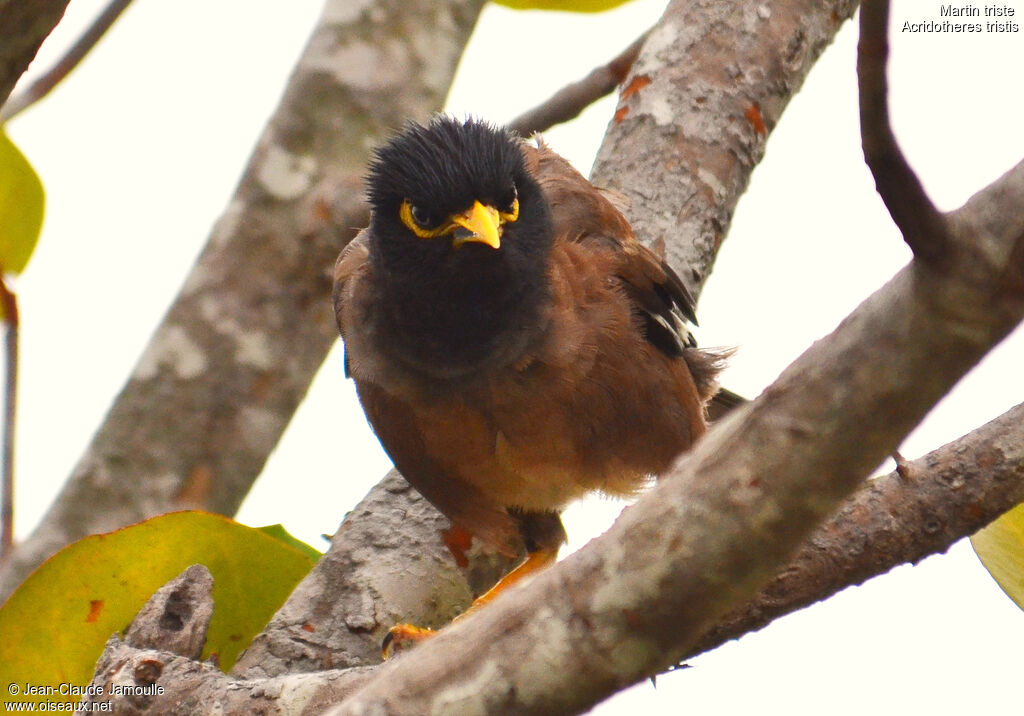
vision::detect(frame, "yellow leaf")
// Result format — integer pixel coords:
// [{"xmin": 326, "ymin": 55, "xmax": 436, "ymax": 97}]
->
[
  {"xmin": 0, "ymin": 511, "xmax": 317, "ymax": 707},
  {"xmin": 971, "ymin": 502, "xmax": 1024, "ymax": 611},
  {"xmin": 493, "ymin": 0, "xmax": 637, "ymax": 12},
  {"xmin": 0, "ymin": 127, "xmax": 45, "ymax": 275}
]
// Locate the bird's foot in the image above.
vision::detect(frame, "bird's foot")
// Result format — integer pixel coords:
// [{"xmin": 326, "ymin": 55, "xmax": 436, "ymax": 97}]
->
[
  {"xmin": 380, "ymin": 547, "xmax": 560, "ymax": 659},
  {"xmin": 381, "ymin": 623, "xmax": 436, "ymax": 660}
]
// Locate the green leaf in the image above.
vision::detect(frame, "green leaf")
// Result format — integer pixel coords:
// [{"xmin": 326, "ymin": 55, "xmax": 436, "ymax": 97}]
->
[
  {"xmin": 971, "ymin": 502, "xmax": 1024, "ymax": 611},
  {"xmin": 0, "ymin": 127, "xmax": 45, "ymax": 276},
  {"xmin": 258, "ymin": 523, "xmax": 324, "ymax": 561},
  {"xmin": 493, "ymin": 0, "xmax": 637, "ymax": 12},
  {"xmin": 0, "ymin": 511, "xmax": 316, "ymax": 706}
]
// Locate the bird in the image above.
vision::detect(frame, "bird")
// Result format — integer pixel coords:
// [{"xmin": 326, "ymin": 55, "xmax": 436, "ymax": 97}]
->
[{"xmin": 333, "ymin": 115, "xmax": 727, "ymax": 654}]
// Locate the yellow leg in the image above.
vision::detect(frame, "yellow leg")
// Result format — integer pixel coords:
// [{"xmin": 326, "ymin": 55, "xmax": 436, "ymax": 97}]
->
[
  {"xmin": 381, "ymin": 547, "xmax": 559, "ymax": 659},
  {"xmin": 460, "ymin": 547, "xmax": 559, "ymax": 614}
]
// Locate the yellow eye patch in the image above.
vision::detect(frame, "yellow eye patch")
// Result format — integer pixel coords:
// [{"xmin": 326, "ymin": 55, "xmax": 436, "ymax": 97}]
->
[
  {"xmin": 499, "ymin": 197, "xmax": 519, "ymax": 224},
  {"xmin": 399, "ymin": 199, "xmax": 453, "ymax": 239},
  {"xmin": 399, "ymin": 197, "xmax": 520, "ymax": 245}
]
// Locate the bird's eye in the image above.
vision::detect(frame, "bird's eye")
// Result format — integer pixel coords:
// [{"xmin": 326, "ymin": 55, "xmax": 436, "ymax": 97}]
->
[
  {"xmin": 410, "ymin": 203, "xmax": 431, "ymax": 228},
  {"xmin": 499, "ymin": 184, "xmax": 519, "ymax": 223}
]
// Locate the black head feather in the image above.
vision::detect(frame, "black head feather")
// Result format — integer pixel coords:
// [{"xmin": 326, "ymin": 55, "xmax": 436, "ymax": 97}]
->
[
  {"xmin": 362, "ymin": 116, "xmax": 553, "ymax": 379},
  {"xmin": 367, "ymin": 116, "xmax": 524, "ymax": 223}
]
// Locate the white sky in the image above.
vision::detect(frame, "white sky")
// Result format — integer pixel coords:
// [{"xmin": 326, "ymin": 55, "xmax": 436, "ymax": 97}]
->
[{"xmin": 5, "ymin": 0, "xmax": 1024, "ymax": 713}]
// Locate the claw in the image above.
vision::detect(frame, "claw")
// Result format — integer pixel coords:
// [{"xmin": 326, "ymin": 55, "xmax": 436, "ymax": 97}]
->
[{"xmin": 381, "ymin": 623, "xmax": 436, "ymax": 659}]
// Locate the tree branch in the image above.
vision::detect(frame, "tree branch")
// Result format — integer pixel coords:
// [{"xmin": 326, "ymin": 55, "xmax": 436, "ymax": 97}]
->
[
  {"xmin": 507, "ymin": 30, "xmax": 648, "ymax": 137},
  {"xmin": 0, "ymin": 0, "xmax": 488, "ymax": 602},
  {"xmin": 0, "ymin": 0, "xmax": 71, "ymax": 106},
  {"xmin": 79, "ymin": 565, "xmax": 378, "ymax": 714},
  {"xmin": 124, "ymin": 564, "xmax": 213, "ymax": 659},
  {"xmin": 857, "ymin": 0, "xmax": 949, "ymax": 265},
  {"xmin": 591, "ymin": 0, "xmax": 860, "ymax": 298},
  {"xmin": 231, "ymin": 471, "xmax": 518, "ymax": 677},
  {"xmin": 689, "ymin": 400, "xmax": 1024, "ymax": 657},
  {"xmin": 0, "ymin": 0, "xmax": 133, "ymax": 122},
  {"xmin": 79, "ymin": 399, "xmax": 1024, "ymax": 713}
]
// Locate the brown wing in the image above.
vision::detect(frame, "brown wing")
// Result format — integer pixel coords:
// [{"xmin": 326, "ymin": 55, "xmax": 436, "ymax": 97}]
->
[
  {"xmin": 524, "ymin": 141, "xmax": 719, "ymax": 402},
  {"xmin": 332, "ymin": 232, "xmax": 370, "ymax": 378}
]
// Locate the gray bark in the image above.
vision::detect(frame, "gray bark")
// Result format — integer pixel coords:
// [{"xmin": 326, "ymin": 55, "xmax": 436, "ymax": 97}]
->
[{"xmin": 0, "ymin": 0, "xmax": 487, "ymax": 601}]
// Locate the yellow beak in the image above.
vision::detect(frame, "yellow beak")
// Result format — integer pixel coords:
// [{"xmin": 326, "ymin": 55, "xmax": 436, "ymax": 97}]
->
[{"xmin": 451, "ymin": 201, "xmax": 502, "ymax": 249}]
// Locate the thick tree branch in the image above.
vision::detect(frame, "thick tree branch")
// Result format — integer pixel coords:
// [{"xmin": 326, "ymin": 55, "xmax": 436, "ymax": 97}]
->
[
  {"xmin": 81, "ymin": 400, "xmax": 1024, "ymax": 713},
  {"xmin": 0, "ymin": 0, "xmax": 487, "ymax": 602},
  {"xmin": 231, "ymin": 471, "xmax": 517, "ymax": 677},
  {"xmin": 0, "ymin": 0, "xmax": 133, "ymax": 122},
  {"xmin": 84, "ymin": 642, "xmax": 376, "ymax": 715},
  {"xmin": 507, "ymin": 30, "xmax": 648, "ymax": 137},
  {"xmin": 80, "ymin": 565, "xmax": 378, "ymax": 714},
  {"xmin": 591, "ymin": 0, "xmax": 860, "ymax": 298},
  {"xmin": 0, "ymin": 0, "xmax": 70, "ymax": 106}
]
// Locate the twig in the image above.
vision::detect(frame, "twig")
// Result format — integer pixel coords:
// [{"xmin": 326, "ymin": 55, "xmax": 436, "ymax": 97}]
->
[
  {"xmin": 0, "ymin": 0, "xmax": 134, "ymax": 122},
  {"xmin": 0, "ymin": 276, "xmax": 18, "ymax": 561},
  {"xmin": 891, "ymin": 449, "xmax": 912, "ymax": 480},
  {"xmin": 857, "ymin": 0, "xmax": 949, "ymax": 265},
  {"xmin": 507, "ymin": 30, "xmax": 649, "ymax": 137}
]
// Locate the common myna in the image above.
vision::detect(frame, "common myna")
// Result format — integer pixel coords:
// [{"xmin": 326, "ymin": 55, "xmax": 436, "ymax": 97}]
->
[{"xmin": 333, "ymin": 116, "xmax": 726, "ymax": 651}]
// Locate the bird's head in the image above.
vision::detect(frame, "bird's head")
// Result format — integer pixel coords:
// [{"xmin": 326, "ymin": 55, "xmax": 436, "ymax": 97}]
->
[
  {"xmin": 364, "ymin": 116, "xmax": 551, "ymax": 273},
  {"xmin": 360, "ymin": 116, "xmax": 555, "ymax": 374}
]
